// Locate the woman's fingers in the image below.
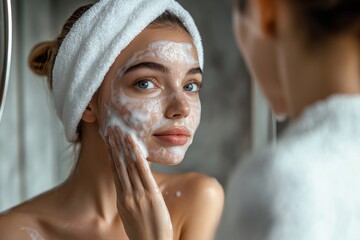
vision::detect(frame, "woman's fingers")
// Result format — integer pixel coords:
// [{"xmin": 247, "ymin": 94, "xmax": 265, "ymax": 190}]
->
[
  {"xmin": 126, "ymin": 134, "xmax": 159, "ymax": 193},
  {"xmin": 106, "ymin": 134, "xmax": 123, "ymax": 193},
  {"xmin": 115, "ymin": 127, "xmax": 130, "ymax": 159},
  {"xmin": 108, "ymin": 128, "xmax": 132, "ymax": 193},
  {"xmin": 123, "ymin": 133, "xmax": 145, "ymax": 192},
  {"xmin": 112, "ymin": 127, "xmax": 146, "ymax": 193},
  {"xmin": 108, "ymin": 126, "xmax": 159, "ymax": 194}
]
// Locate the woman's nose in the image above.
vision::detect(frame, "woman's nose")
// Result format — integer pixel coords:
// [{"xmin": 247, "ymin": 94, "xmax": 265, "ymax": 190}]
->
[{"xmin": 165, "ymin": 93, "xmax": 190, "ymax": 119}]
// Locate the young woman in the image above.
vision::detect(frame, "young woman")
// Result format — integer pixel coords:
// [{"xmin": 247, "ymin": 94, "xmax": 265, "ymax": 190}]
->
[
  {"xmin": 220, "ymin": 0, "xmax": 360, "ymax": 239},
  {"xmin": 0, "ymin": 1, "xmax": 224, "ymax": 239}
]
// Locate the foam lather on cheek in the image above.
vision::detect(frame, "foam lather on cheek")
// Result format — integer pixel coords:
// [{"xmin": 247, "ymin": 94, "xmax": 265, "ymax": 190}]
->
[
  {"xmin": 116, "ymin": 91, "xmax": 152, "ymax": 127},
  {"xmin": 106, "ymin": 107, "xmax": 149, "ymax": 158}
]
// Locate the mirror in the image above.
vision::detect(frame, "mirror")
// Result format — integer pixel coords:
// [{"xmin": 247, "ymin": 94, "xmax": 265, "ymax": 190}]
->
[{"xmin": 0, "ymin": 0, "xmax": 12, "ymax": 123}]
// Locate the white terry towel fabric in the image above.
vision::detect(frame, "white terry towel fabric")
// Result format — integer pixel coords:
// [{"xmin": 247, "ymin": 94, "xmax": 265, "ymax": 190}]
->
[
  {"xmin": 219, "ymin": 94, "xmax": 360, "ymax": 240},
  {"xmin": 52, "ymin": 0, "xmax": 203, "ymax": 142}
]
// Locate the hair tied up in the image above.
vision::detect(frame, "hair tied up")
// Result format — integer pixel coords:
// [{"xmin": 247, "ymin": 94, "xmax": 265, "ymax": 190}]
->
[
  {"xmin": 28, "ymin": 4, "xmax": 94, "ymax": 91},
  {"xmin": 28, "ymin": 40, "xmax": 57, "ymax": 78}
]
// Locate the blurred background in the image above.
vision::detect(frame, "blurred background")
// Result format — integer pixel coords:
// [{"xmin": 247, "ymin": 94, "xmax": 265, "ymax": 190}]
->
[{"xmin": 0, "ymin": 0, "xmax": 274, "ymax": 212}]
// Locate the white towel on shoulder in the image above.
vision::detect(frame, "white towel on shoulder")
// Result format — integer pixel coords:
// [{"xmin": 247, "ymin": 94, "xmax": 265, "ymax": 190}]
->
[{"xmin": 219, "ymin": 95, "xmax": 360, "ymax": 240}]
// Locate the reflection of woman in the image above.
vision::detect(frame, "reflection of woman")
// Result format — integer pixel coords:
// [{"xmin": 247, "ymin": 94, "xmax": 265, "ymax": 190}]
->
[
  {"xmin": 220, "ymin": 0, "xmax": 360, "ymax": 239},
  {"xmin": 0, "ymin": 0, "xmax": 224, "ymax": 239}
]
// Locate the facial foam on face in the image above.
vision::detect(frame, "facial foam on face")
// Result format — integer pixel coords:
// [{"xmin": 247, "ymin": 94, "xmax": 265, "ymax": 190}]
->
[
  {"xmin": 100, "ymin": 40, "xmax": 201, "ymax": 164},
  {"xmin": 148, "ymin": 40, "xmax": 197, "ymax": 66},
  {"xmin": 104, "ymin": 106, "xmax": 149, "ymax": 158}
]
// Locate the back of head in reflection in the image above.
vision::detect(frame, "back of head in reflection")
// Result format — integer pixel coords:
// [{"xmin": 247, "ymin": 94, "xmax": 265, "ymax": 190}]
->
[{"xmin": 219, "ymin": 0, "xmax": 360, "ymax": 239}]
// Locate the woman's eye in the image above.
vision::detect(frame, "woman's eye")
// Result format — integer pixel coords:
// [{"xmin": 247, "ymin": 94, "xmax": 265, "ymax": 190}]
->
[
  {"xmin": 135, "ymin": 79, "xmax": 156, "ymax": 90},
  {"xmin": 184, "ymin": 82, "xmax": 201, "ymax": 92}
]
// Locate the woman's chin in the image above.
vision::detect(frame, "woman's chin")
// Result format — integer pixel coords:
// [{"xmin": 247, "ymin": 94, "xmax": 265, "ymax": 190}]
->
[{"xmin": 147, "ymin": 152, "xmax": 185, "ymax": 166}]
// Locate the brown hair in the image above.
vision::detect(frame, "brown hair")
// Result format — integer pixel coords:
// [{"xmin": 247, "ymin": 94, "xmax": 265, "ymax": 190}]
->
[
  {"xmin": 28, "ymin": 3, "xmax": 190, "ymax": 142},
  {"xmin": 234, "ymin": 0, "xmax": 360, "ymax": 40}
]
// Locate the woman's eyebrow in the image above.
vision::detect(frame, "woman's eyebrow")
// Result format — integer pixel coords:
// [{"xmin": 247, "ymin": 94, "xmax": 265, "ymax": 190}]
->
[
  {"xmin": 123, "ymin": 62, "xmax": 202, "ymax": 76},
  {"xmin": 124, "ymin": 62, "xmax": 170, "ymax": 74},
  {"xmin": 187, "ymin": 67, "xmax": 202, "ymax": 75}
]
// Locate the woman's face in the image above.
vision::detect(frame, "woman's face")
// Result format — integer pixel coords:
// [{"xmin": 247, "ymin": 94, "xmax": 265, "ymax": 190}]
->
[
  {"xmin": 97, "ymin": 27, "xmax": 202, "ymax": 165},
  {"xmin": 233, "ymin": 6, "xmax": 288, "ymax": 117}
]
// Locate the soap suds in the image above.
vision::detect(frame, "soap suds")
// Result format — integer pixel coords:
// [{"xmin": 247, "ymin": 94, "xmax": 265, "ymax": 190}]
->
[
  {"xmin": 148, "ymin": 40, "xmax": 197, "ymax": 65},
  {"xmin": 176, "ymin": 191, "xmax": 182, "ymax": 198},
  {"xmin": 20, "ymin": 227, "xmax": 45, "ymax": 240}
]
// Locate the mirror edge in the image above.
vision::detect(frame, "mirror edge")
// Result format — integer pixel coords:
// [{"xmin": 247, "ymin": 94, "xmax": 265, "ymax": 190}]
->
[{"xmin": 0, "ymin": 0, "xmax": 13, "ymax": 123}]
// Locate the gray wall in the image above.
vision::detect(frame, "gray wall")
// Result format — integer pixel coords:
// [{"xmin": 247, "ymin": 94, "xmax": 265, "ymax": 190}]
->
[{"xmin": 0, "ymin": 0, "xmax": 252, "ymax": 212}]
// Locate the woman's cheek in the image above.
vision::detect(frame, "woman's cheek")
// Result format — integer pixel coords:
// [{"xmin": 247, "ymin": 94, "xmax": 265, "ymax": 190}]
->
[
  {"xmin": 117, "ymin": 100, "xmax": 164, "ymax": 148},
  {"xmin": 187, "ymin": 99, "xmax": 201, "ymax": 133}
]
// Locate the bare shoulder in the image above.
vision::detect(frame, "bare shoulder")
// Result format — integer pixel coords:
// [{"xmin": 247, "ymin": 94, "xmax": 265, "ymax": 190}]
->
[
  {"xmin": 180, "ymin": 172, "xmax": 224, "ymax": 202},
  {"xmin": 157, "ymin": 171, "xmax": 224, "ymax": 204},
  {"xmin": 0, "ymin": 209, "xmax": 37, "ymax": 239},
  {"xmin": 0, "ymin": 192, "xmax": 55, "ymax": 239},
  {"xmin": 181, "ymin": 173, "xmax": 225, "ymax": 222},
  {"xmin": 156, "ymin": 171, "xmax": 224, "ymax": 239}
]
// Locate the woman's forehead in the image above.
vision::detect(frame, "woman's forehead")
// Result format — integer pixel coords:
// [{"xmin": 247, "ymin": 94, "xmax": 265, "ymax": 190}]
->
[{"xmin": 112, "ymin": 27, "xmax": 198, "ymax": 69}]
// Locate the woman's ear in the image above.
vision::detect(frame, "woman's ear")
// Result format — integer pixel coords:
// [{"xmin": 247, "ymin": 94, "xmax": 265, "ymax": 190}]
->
[
  {"xmin": 254, "ymin": 0, "xmax": 278, "ymax": 37},
  {"xmin": 82, "ymin": 97, "xmax": 98, "ymax": 123}
]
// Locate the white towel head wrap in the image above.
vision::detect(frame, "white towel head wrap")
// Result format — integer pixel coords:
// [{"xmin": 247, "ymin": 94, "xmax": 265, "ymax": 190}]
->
[{"xmin": 52, "ymin": 0, "xmax": 203, "ymax": 142}]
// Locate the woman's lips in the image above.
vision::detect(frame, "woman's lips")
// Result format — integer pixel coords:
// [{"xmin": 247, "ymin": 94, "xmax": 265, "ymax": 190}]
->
[{"xmin": 153, "ymin": 127, "xmax": 191, "ymax": 146}]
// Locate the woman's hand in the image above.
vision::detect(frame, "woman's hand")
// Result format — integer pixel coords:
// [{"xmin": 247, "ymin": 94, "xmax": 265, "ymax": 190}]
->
[{"xmin": 106, "ymin": 127, "xmax": 173, "ymax": 240}]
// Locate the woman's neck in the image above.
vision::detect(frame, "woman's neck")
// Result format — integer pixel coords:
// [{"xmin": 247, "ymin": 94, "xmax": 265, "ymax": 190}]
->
[
  {"xmin": 60, "ymin": 125, "xmax": 119, "ymax": 223},
  {"xmin": 279, "ymin": 35, "xmax": 360, "ymax": 119}
]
